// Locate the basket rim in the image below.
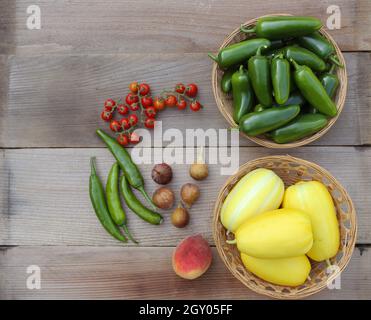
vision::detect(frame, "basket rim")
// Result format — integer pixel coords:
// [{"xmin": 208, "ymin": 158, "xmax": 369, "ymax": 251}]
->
[
  {"xmin": 211, "ymin": 14, "xmax": 348, "ymax": 149},
  {"xmin": 212, "ymin": 155, "xmax": 357, "ymax": 299}
]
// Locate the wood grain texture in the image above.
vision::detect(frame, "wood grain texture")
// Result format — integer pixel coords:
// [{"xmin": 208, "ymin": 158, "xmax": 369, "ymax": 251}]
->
[
  {"xmin": 0, "ymin": 147, "xmax": 370, "ymax": 246},
  {"xmin": 0, "ymin": 53, "xmax": 370, "ymax": 147},
  {"xmin": 0, "ymin": 245, "xmax": 369, "ymax": 300},
  {"xmin": 0, "ymin": 0, "xmax": 370, "ymax": 55}
]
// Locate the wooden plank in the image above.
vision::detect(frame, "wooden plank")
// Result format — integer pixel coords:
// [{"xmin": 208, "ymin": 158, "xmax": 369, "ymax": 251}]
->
[
  {"xmin": 0, "ymin": 52, "xmax": 370, "ymax": 147},
  {"xmin": 0, "ymin": 146, "xmax": 370, "ymax": 246},
  {"xmin": 0, "ymin": 245, "xmax": 369, "ymax": 299},
  {"xmin": 0, "ymin": 0, "xmax": 369, "ymax": 55}
]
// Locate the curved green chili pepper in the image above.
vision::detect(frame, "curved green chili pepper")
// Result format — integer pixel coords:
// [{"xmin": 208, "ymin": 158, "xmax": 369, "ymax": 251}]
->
[
  {"xmin": 231, "ymin": 65, "xmax": 254, "ymax": 123},
  {"xmin": 106, "ymin": 162, "xmax": 137, "ymax": 243},
  {"xmin": 284, "ymin": 46, "xmax": 326, "ymax": 72},
  {"xmin": 297, "ymin": 31, "xmax": 343, "ymax": 67},
  {"xmin": 271, "ymin": 53, "xmax": 290, "ymax": 105},
  {"xmin": 208, "ymin": 38, "xmax": 271, "ymax": 69},
  {"xmin": 269, "ymin": 113, "xmax": 328, "ymax": 143},
  {"xmin": 239, "ymin": 105, "xmax": 300, "ymax": 136},
  {"xmin": 221, "ymin": 67, "xmax": 236, "ymax": 93},
  {"xmin": 248, "ymin": 45, "xmax": 272, "ymax": 106},
  {"xmin": 120, "ymin": 175, "xmax": 163, "ymax": 225},
  {"xmin": 89, "ymin": 157, "xmax": 127, "ymax": 243},
  {"xmin": 240, "ymin": 16, "xmax": 322, "ymax": 40},
  {"xmin": 96, "ymin": 129, "xmax": 155, "ymax": 210},
  {"xmin": 319, "ymin": 64, "xmax": 339, "ymax": 98},
  {"xmin": 291, "ymin": 59, "xmax": 337, "ymax": 117}
]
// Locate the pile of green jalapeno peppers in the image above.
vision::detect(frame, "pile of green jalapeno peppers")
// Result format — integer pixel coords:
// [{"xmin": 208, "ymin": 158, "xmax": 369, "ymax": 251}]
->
[
  {"xmin": 89, "ymin": 130, "xmax": 163, "ymax": 243},
  {"xmin": 209, "ymin": 15, "xmax": 342, "ymax": 144}
]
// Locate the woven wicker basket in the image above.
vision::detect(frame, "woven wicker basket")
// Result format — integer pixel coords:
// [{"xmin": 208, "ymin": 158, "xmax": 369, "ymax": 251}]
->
[
  {"xmin": 211, "ymin": 14, "xmax": 347, "ymax": 148},
  {"xmin": 213, "ymin": 155, "xmax": 357, "ymax": 299}
]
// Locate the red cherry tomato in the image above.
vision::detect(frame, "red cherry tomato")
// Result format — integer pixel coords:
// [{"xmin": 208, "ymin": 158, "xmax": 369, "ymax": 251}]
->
[
  {"xmin": 153, "ymin": 97, "xmax": 166, "ymax": 111},
  {"xmin": 175, "ymin": 83, "xmax": 186, "ymax": 94},
  {"xmin": 101, "ymin": 110, "xmax": 113, "ymax": 122},
  {"xmin": 185, "ymin": 84, "xmax": 198, "ymax": 97},
  {"xmin": 129, "ymin": 132, "xmax": 141, "ymax": 144},
  {"xmin": 120, "ymin": 118, "xmax": 131, "ymax": 130},
  {"xmin": 125, "ymin": 93, "xmax": 139, "ymax": 105},
  {"xmin": 128, "ymin": 114, "xmax": 139, "ymax": 126},
  {"xmin": 104, "ymin": 98, "xmax": 116, "ymax": 109},
  {"xmin": 145, "ymin": 106, "xmax": 156, "ymax": 118},
  {"xmin": 109, "ymin": 120, "xmax": 121, "ymax": 132},
  {"xmin": 176, "ymin": 98, "xmax": 187, "ymax": 110},
  {"xmin": 117, "ymin": 104, "xmax": 129, "ymax": 115},
  {"xmin": 139, "ymin": 83, "xmax": 150, "ymax": 96},
  {"xmin": 144, "ymin": 117, "xmax": 155, "ymax": 129},
  {"xmin": 165, "ymin": 95, "xmax": 177, "ymax": 107},
  {"xmin": 130, "ymin": 102, "xmax": 140, "ymax": 111},
  {"xmin": 190, "ymin": 100, "xmax": 202, "ymax": 112},
  {"xmin": 129, "ymin": 82, "xmax": 139, "ymax": 94},
  {"xmin": 117, "ymin": 133, "xmax": 129, "ymax": 146},
  {"xmin": 141, "ymin": 96, "xmax": 153, "ymax": 108}
]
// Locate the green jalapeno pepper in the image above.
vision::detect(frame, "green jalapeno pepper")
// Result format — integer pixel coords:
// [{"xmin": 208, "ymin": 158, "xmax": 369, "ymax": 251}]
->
[
  {"xmin": 221, "ymin": 67, "xmax": 236, "ymax": 93},
  {"xmin": 120, "ymin": 175, "xmax": 163, "ymax": 225},
  {"xmin": 106, "ymin": 162, "xmax": 137, "ymax": 243},
  {"xmin": 96, "ymin": 129, "xmax": 155, "ymax": 210},
  {"xmin": 269, "ymin": 113, "xmax": 328, "ymax": 143},
  {"xmin": 239, "ymin": 105, "xmax": 300, "ymax": 136},
  {"xmin": 297, "ymin": 31, "xmax": 343, "ymax": 67},
  {"xmin": 291, "ymin": 59, "xmax": 337, "ymax": 117},
  {"xmin": 248, "ymin": 45, "xmax": 272, "ymax": 106},
  {"xmin": 319, "ymin": 64, "xmax": 339, "ymax": 98},
  {"xmin": 284, "ymin": 46, "xmax": 326, "ymax": 72},
  {"xmin": 240, "ymin": 16, "xmax": 322, "ymax": 40},
  {"xmin": 231, "ymin": 65, "xmax": 254, "ymax": 123},
  {"xmin": 208, "ymin": 38, "xmax": 271, "ymax": 69},
  {"xmin": 89, "ymin": 157, "xmax": 127, "ymax": 243},
  {"xmin": 271, "ymin": 53, "xmax": 290, "ymax": 105}
]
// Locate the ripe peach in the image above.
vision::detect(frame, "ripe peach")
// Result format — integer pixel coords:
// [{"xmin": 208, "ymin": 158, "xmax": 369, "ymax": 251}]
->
[{"xmin": 172, "ymin": 234, "xmax": 212, "ymax": 280}]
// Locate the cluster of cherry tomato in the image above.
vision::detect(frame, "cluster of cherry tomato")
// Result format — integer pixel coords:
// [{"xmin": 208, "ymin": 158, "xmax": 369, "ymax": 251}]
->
[{"xmin": 100, "ymin": 82, "xmax": 202, "ymax": 146}]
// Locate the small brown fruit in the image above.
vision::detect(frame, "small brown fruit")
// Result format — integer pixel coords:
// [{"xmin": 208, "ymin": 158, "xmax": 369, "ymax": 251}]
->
[
  {"xmin": 151, "ymin": 163, "xmax": 173, "ymax": 185},
  {"xmin": 152, "ymin": 187, "xmax": 174, "ymax": 210},
  {"xmin": 190, "ymin": 163, "xmax": 208, "ymax": 180},
  {"xmin": 171, "ymin": 206, "xmax": 190, "ymax": 228},
  {"xmin": 180, "ymin": 183, "xmax": 200, "ymax": 208}
]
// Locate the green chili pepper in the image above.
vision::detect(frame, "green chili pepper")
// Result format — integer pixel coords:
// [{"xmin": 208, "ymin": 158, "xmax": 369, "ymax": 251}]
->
[
  {"xmin": 240, "ymin": 16, "xmax": 322, "ymax": 40},
  {"xmin": 89, "ymin": 157, "xmax": 127, "ymax": 243},
  {"xmin": 248, "ymin": 45, "xmax": 272, "ymax": 106},
  {"xmin": 106, "ymin": 162, "xmax": 137, "ymax": 243},
  {"xmin": 284, "ymin": 46, "xmax": 326, "ymax": 72},
  {"xmin": 120, "ymin": 175, "xmax": 163, "ymax": 225},
  {"xmin": 297, "ymin": 31, "xmax": 343, "ymax": 67},
  {"xmin": 239, "ymin": 105, "xmax": 300, "ymax": 136},
  {"xmin": 291, "ymin": 59, "xmax": 337, "ymax": 117},
  {"xmin": 96, "ymin": 129, "xmax": 155, "ymax": 210},
  {"xmin": 319, "ymin": 64, "xmax": 339, "ymax": 98},
  {"xmin": 208, "ymin": 38, "xmax": 271, "ymax": 69},
  {"xmin": 269, "ymin": 113, "xmax": 328, "ymax": 143},
  {"xmin": 271, "ymin": 53, "xmax": 290, "ymax": 105},
  {"xmin": 254, "ymin": 104, "xmax": 267, "ymax": 112},
  {"xmin": 231, "ymin": 65, "xmax": 254, "ymax": 123},
  {"xmin": 275, "ymin": 91, "xmax": 306, "ymax": 107},
  {"xmin": 221, "ymin": 67, "xmax": 236, "ymax": 93}
]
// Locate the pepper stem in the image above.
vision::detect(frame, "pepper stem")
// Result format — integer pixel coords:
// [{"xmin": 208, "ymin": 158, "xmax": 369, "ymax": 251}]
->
[
  {"xmin": 256, "ymin": 45, "xmax": 267, "ymax": 56},
  {"xmin": 208, "ymin": 53, "xmax": 218, "ymax": 62},
  {"xmin": 138, "ymin": 186, "xmax": 157, "ymax": 210},
  {"xmin": 240, "ymin": 25, "xmax": 256, "ymax": 33},
  {"xmin": 329, "ymin": 55, "xmax": 343, "ymax": 68},
  {"xmin": 226, "ymin": 239, "xmax": 237, "ymax": 245},
  {"xmin": 239, "ymin": 64, "xmax": 244, "ymax": 73},
  {"xmin": 122, "ymin": 224, "xmax": 138, "ymax": 244},
  {"xmin": 290, "ymin": 58, "xmax": 300, "ymax": 70},
  {"xmin": 328, "ymin": 63, "xmax": 337, "ymax": 75},
  {"xmin": 90, "ymin": 157, "xmax": 97, "ymax": 175}
]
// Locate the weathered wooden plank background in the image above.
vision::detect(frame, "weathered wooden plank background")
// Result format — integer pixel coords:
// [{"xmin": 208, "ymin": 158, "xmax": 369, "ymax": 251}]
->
[{"xmin": 0, "ymin": 0, "xmax": 370, "ymax": 299}]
